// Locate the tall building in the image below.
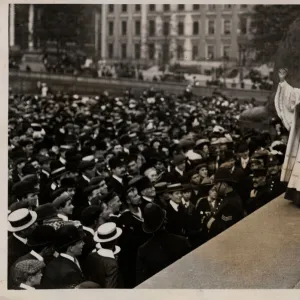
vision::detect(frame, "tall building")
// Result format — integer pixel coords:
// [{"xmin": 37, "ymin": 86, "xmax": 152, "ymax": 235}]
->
[{"xmin": 101, "ymin": 4, "xmax": 253, "ymax": 64}]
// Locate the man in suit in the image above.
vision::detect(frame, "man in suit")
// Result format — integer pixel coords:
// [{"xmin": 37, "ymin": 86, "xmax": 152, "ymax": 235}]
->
[
  {"xmin": 136, "ymin": 203, "xmax": 191, "ymax": 285},
  {"xmin": 41, "ymin": 224, "xmax": 86, "ymax": 289},
  {"xmin": 8, "ymin": 209, "xmax": 38, "ymax": 277},
  {"xmin": 235, "ymin": 142, "xmax": 251, "ymax": 176},
  {"xmin": 79, "ymin": 205, "xmax": 104, "ymax": 261},
  {"xmin": 166, "ymin": 154, "xmax": 187, "ymax": 183},
  {"xmin": 107, "ymin": 156, "xmax": 128, "ymax": 201},
  {"xmin": 83, "ymin": 223, "xmax": 123, "ymax": 288},
  {"xmin": 165, "ymin": 183, "xmax": 187, "ymax": 236},
  {"xmin": 9, "ymin": 225, "xmax": 56, "ymax": 289}
]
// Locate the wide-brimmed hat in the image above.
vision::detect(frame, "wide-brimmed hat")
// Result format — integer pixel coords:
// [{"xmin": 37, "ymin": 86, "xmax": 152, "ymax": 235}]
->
[
  {"xmin": 54, "ymin": 224, "xmax": 86, "ymax": 251},
  {"xmin": 8, "ymin": 208, "xmax": 37, "ymax": 232},
  {"xmin": 166, "ymin": 183, "xmax": 186, "ymax": 193},
  {"xmin": 154, "ymin": 182, "xmax": 168, "ymax": 194},
  {"xmin": 142, "ymin": 203, "xmax": 166, "ymax": 234},
  {"xmin": 94, "ymin": 222, "xmax": 122, "ymax": 243}
]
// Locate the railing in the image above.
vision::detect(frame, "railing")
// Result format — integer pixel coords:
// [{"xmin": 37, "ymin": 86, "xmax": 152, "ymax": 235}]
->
[
  {"xmin": 9, "ymin": 71, "xmax": 271, "ymax": 102},
  {"xmin": 136, "ymin": 194, "xmax": 300, "ymax": 289}
]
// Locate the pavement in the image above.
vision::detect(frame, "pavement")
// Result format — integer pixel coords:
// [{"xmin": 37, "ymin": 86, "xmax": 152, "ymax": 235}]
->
[{"xmin": 136, "ymin": 194, "xmax": 300, "ymax": 289}]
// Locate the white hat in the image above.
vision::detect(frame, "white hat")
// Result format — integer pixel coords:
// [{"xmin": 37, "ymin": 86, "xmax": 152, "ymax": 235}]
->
[
  {"xmin": 94, "ymin": 222, "xmax": 122, "ymax": 243},
  {"xmin": 8, "ymin": 208, "xmax": 37, "ymax": 232}
]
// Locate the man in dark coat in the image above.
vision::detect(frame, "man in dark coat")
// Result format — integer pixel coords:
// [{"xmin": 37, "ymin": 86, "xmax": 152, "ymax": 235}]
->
[
  {"xmin": 83, "ymin": 222, "xmax": 123, "ymax": 288},
  {"xmin": 41, "ymin": 224, "xmax": 86, "ymax": 289},
  {"xmin": 207, "ymin": 168, "xmax": 244, "ymax": 238},
  {"xmin": 166, "ymin": 154, "xmax": 187, "ymax": 183},
  {"xmin": 136, "ymin": 203, "xmax": 190, "ymax": 285},
  {"xmin": 8, "ymin": 209, "xmax": 38, "ymax": 276}
]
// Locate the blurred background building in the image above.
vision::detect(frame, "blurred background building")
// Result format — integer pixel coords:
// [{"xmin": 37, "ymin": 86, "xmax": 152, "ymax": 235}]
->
[{"xmin": 9, "ymin": 4, "xmax": 253, "ymax": 65}]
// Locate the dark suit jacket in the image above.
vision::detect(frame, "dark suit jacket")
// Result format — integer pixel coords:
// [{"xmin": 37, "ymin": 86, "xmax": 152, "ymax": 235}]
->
[
  {"xmin": 8, "ymin": 235, "xmax": 30, "ymax": 273},
  {"xmin": 136, "ymin": 230, "xmax": 190, "ymax": 285},
  {"xmin": 79, "ymin": 228, "xmax": 95, "ymax": 263},
  {"xmin": 41, "ymin": 255, "xmax": 84, "ymax": 289},
  {"xmin": 107, "ymin": 177, "xmax": 127, "ymax": 201},
  {"xmin": 83, "ymin": 252, "xmax": 123, "ymax": 288},
  {"xmin": 165, "ymin": 202, "xmax": 187, "ymax": 236}
]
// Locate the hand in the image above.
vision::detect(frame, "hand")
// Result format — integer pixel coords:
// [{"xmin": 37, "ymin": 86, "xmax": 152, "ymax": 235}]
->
[{"xmin": 278, "ymin": 68, "xmax": 288, "ymax": 82}]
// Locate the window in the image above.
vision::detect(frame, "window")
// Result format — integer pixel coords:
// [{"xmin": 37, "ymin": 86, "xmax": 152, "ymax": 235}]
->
[
  {"xmin": 193, "ymin": 4, "xmax": 200, "ymax": 10},
  {"xmin": 223, "ymin": 19, "xmax": 231, "ymax": 35},
  {"xmin": 149, "ymin": 4, "xmax": 155, "ymax": 11},
  {"xmin": 208, "ymin": 20, "xmax": 215, "ymax": 35},
  {"xmin": 148, "ymin": 43, "xmax": 155, "ymax": 59},
  {"xmin": 223, "ymin": 45, "xmax": 230, "ymax": 59},
  {"xmin": 240, "ymin": 17, "xmax": 247, "ymax": 35},
  {"xmin": 178, "ymin": 4, "xmax": 185, "ymax": 11},
  {"xmin": 193, "ymin": 21, "xmax": 199, "ymax": 35},
  {"xmin": 163, "ymin": 22, "xmax": 169, "ymax": 36},
  {"xmin": 135, "ymin": 4, "xmax": 141, "ymax": 12},
  {"xmin": 108, "ymin": 43, "xmax": 113, "ymax": 59},
  {"xmin": 224, "ymin": 4, "xmax": 232, "ymax": 9},
  {"xmin": 149, "ymin": 20, "xmax": 155, "ymax": 36},
  {"xmin": 135, "ymin": 20, "xmax": 141, "ymax": 35},
  {"xmin": 163, "ymin": 4, "xmax": 170, "ymax": 11},
  {"xmin": 207, "ymin": 45, "xmax": 214, "ymax": 59},
  {"xmin": 192, "ymin": 45, "xmax": 198, "ymax": 60},
  {"xmin": 122, "ymin": 21, "xmax": 127, "ymax": 35},
  {"xmin": 108, "ymin": 21, "xmax": 114, "ymax": 36},
  {"xmin": 121, "ymin": 43, "xmax": 127, "ymax": 58},
  {"xmin": 177, "ymin": 45, "xmax": 184, "ymax": 60},
  {"xmin": 121, "ymin": 4, "xmax": 127, "ymax": 12},
  {"xmin": 135, "ymin": 44, "xmax": 141, "ymax": 59},
  {"xmin": 108, "ymin": 4, "xmax": 114, "ymax": 13},
  {"xmin": 208, "ymin": 4, "xmax": 216, "ymax": 10},
  {"xmin": 178, "ymin": 22, "xmax": 184, "ymax": 35}
]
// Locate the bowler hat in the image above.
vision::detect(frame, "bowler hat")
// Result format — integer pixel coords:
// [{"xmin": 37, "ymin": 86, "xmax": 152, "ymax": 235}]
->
[
  {"xmin": 80, "ymin": 205, "xmax": 102, "ymax": 226},
  {"xmin": 8, "ymin": 208, "xmax": 37, "ymax": 232},
  {"xmin": 53, "ymin": 191, "xmax": 72, "ymax": 208},
  {"xmin": 27, "ymin": 225, "xmax": 57, "ymax": 248},
  {"xmin": 134, "ymin": 176, "xmax": 153, "ymax": 193},
  {"xmin": 54, "ymin": 224, "xmax": 85, "ymax": 251},
  {"xmin": 172, "ymin": 154, "xmax": 186, "ymax": 166},
  {"xmin": 142, "ymin": 203, "xmax": 166, "ymax": 233},
  {"xmin": 214, "ymin": 167, "xmax": 238, "ymax": 184},
  {"xmin": 36, "ymin": 203, "xmax": 58, "ymax": 222}
]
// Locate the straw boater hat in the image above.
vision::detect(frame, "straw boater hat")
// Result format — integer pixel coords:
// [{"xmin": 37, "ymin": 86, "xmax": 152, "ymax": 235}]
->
[
  {"xmin": 94, "ymin": 222, "xmax": 122, "ymax": 243},
  {"xmin": 8, "ymin": 208, "xmax": 37, "ymax": 232}
]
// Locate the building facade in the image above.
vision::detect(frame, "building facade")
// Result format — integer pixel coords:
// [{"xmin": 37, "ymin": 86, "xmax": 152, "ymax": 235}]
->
[
  {"xmin": 101, "ymin": 4, "xmax": 253, "ymax": 64},
  {"xmin": 9, "ymin": 4, "xmax": 253, "ymax": 64}
]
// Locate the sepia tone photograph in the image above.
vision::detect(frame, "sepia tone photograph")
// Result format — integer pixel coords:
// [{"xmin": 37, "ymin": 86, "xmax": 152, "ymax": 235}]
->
[{"xmin": 7, "ymin": 2, "xmax": 300, "ymax": 291}]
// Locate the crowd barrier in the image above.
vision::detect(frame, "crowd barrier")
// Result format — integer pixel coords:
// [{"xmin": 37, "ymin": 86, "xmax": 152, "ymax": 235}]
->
[
  {"xmin": 136, "ymin": 194, "xmax": 300, "ymax": 289},
  {"xmin": 9, "ymin": 71, "xmax": 271, "ymax": 102}
]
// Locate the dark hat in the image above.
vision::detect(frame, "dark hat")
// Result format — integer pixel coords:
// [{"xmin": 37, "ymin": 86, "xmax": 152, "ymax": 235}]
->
[
  {"xmin": 182, "ymin": 183, "xmax": 194, "ymax": 191},
  {"xmin": 221, "ymin": 150, "xmax": 236, "ymax": 163},
  {"xmin": 12, "ymin": 181, "xmax": 38, "ymax": 199},
  {"xmin": 84, "ymin": 185, "xmax": 99, "ymax": 196},
  {"xmin": 27, "ymin": 225, "xmax": 57, "ymax": 248},
  {"xmin": 50, "ymin": 160, "xmax": 67, "ymax": 177},
  {"xmin": 198, "ymin": 183, "xmax": 215, "ymax": 197},
  {"xmin": 61, "ymin": 178, "xmax": 76, "ymax": 188},
  {"xmin": 36, "ymin": 203, "xmax": 58, "ymax": 222},
  {"xmin": 22, "ymin": 163, "xmax": 37, "ymax": 176},
  {"xmin": 154, "ymin": 182, "xmax": 168, "ymax": 194},
  {"xmin": 14, "ymin": 156, "xmax": 28, "ymax": 165},
  {"xmin": 78, "ymin": 160, "xmax": 96, "ymax": 172},
  {"xmin": 166, "ymin": 183, "xmax": 186, "ymax": 193},
  {"xmin": 214, "ymin": 167, "xmax": 238, "ymax": 184},
  {"xmin": 22, "ymin": 174, "xmax": 39, "ymax": 186},
  {"xmin": 75, "ymin": 281, "xmax": 101, "ymax": 289},
  {"xmin": 133, "ymin": 176, "xmax": 153, "ymax": 193},
  {"xmin": 9, "ymin": 201, "xmax": 30, "ymax": 213},
  {"xmin": 142, "ymin": 203, "xmax": 166, "ymax": 234},
  {"xmin": 252, "ymin": 168, "xmax": 267, "ymax": 177},
  {"xmin": 54, "ymin": 224, "xmax": 85, "ymax": 251},
  {"xmin": 90, "ymin": 176, "xmax": 105, "ymax": 186},
  {"xmin": 53, "ymin": 191, "xmax": 72, "ymax": 208},
  {"xmin": 14, "ymin": 259, "xmax": 45, "ymax": 279},
  {"xmin": 235, "ymin": 142, "xmax": 249, "ymax": 153},
  {"xmin": 108, "ymin": 156, "xmax": 126, "ymax": 170},
  {"xmin": 172, "ymin": 154, "xmax": 186, "ymax": 166},
  {"xmin": 80, "ymin": 205, "xmax": 102, "ymax": 227},
  {"xmin": 266, "ymin": 155, "xmax": 281, "ymax": 167}
]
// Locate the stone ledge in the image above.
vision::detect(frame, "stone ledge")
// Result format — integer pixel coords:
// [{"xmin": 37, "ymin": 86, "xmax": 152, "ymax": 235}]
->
[{"xmin": 136, "ymin": 194, "xmax": 300, "ymax": 289}]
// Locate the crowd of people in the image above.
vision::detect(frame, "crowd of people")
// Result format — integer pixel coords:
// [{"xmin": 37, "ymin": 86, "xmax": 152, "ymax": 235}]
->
[{"xmin": 8, "ymin": 84, "xmax": 288, "ymax": 289}]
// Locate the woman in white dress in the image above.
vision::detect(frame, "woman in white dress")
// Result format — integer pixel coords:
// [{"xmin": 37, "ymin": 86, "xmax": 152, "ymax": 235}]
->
[{"xmin": 274, "ymin": 68, "xmax": 300, "ymax": 206}]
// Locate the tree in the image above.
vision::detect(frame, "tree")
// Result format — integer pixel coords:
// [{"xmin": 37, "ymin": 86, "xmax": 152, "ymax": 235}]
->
[{"xmin": 250, "ymin": 5, "xmax": 300, "ymax": 62}]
